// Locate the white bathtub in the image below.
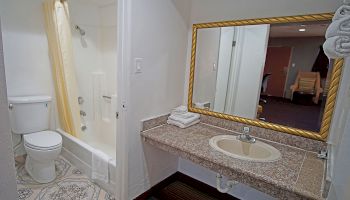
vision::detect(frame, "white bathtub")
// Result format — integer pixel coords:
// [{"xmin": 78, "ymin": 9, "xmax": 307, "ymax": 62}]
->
[{"xmin": 57, "ymin": 129, "xmax": 117, "ymax": 194}]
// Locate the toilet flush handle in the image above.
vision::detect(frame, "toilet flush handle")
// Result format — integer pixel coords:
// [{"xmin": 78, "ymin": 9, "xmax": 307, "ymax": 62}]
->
[{"xmin": 9, "ymin": 103, "xmax": 13, "ymax": 110}]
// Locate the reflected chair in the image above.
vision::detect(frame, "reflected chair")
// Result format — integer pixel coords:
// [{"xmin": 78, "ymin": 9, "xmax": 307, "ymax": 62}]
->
[{"xmin": 290, "ymin": 71, "xmax": 323, "ymax": 104}]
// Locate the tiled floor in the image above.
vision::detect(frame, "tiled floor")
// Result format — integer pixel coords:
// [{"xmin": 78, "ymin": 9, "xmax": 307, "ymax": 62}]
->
[{"xmin": 16, "ymin": 156, "xmax": 115, "ymax": 200}]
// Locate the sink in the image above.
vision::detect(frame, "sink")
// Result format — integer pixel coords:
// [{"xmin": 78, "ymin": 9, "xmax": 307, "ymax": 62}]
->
[{"xmin": 209, "ymin": 135, "xmax": 281, "ymax": 162}]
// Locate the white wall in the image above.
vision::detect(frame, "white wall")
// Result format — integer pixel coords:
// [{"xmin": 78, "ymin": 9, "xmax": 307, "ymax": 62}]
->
[
  {"xmin": 126, "ymin": 0, "xmax": 189, "ymax": 198},
  {"xmin": 0, "ymin": 0, "xmax": 53, "ymax": 97},
  {"xmin": 0, "ymin": 19, "xmax": 18, "ymax": 200},
  {"xmin": 189, "ymin": 0, "xmax": 342, "ymax": 24}
]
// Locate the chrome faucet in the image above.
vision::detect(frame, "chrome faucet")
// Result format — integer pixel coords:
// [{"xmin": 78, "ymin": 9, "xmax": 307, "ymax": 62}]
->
[{"xmin": 237, "ymin": 127, "xmax": 256, "ymax": 143}]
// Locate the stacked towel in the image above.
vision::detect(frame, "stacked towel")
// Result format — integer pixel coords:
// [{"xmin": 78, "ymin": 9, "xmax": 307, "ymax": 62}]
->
[
  {"xmin": 167, "ymin": 106, "xmax": 200, "ymax": 128},
  {"xmin": 324, "ymin": 5, "xmax": 350, "ymax": 59}
]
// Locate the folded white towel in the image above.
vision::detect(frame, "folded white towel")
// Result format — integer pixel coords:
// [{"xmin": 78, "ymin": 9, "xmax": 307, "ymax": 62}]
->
[
  {"xmin": 323, "ymin": 36, "xmax": 350, "ymax": 59},
  {"xmin": 171, "ymin": 112, "xmax": 196, "ymax": 119},
  {"xmin": 326, "ymin": 15, "xmax": 350, "ymax": 38},
  {"xmin": 92, "ymin": 149, "xmax": 110, "ymax": 184},
  {"xmin": 333, "ymin": 5, "xmax": 350, "ymax": 21},
  {"xmin": 167, "ymin": 119, "xmax": 200, "ymax": 129},
  {"xmin": 171, "ymin": 105, "xmax": 188, "ymax": 114},
  {"xmin": 169, "ymin": 113, "xmax": 200, "ymax": 126}
]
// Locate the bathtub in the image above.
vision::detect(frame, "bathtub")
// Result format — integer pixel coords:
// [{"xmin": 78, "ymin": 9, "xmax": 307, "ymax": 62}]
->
[{"xmin": 57, "ymin": 129, "xmax": 117, "ymax": 194}]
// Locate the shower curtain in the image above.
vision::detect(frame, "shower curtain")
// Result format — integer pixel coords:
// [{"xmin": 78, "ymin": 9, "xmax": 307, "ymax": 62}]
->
[{"xmin": 43, "ymin": 0, "xmax": 81, "ymax": 137}]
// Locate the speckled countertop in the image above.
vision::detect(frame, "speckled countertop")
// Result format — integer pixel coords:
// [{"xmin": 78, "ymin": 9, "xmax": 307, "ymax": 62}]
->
[{"xmin": 141, "ymin": 123, "xmax": 326, "ymax": 200}]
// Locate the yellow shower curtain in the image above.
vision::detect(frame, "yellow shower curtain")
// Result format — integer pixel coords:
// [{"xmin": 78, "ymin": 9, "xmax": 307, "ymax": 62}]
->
[{"xmin": 43, "ymin": 0, "xmax": 81, "ymax": 137}]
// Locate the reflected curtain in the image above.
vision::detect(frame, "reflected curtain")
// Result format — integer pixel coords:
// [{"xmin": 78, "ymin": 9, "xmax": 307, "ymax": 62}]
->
[{"xmin": 43, "ymin": 0, "xmax": 81, "ymax": 137}]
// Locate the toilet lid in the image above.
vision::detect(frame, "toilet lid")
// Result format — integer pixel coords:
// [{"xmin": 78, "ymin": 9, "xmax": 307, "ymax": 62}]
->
[{"xmin": 24, "ymin": 131, "xmax": 62, "ymax": 150}]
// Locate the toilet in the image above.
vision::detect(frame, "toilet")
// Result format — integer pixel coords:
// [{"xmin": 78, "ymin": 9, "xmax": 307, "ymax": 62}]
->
[{"xmin": 8, "ymin": 96, "xmax": 62, "ymax": 183}]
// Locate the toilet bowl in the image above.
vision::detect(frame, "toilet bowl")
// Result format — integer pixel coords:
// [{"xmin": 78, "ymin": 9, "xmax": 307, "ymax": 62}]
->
[
  {"xmin": 24, "ymin": 131, "xmax": 62, "ymax": 183},
  {"xmin": 8, "ymin": 96, "xmax": 63, "ymax": 183}
]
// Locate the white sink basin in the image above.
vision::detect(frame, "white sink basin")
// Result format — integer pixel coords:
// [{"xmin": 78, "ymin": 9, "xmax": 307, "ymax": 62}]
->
[{"xmin": 209, "ymin": 135, "xmax": 281, "ymax": 162}]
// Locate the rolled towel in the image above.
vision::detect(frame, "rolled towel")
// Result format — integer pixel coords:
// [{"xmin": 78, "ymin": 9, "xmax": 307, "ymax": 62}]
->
[
  {"xmin": 171, "ymin": 105, "xmax": 188, "ymax": 114},
  {"xmin": 333, "ymin": 5, "xmax": 350, "ymax": 21},
  {"xmin": 171, "ymin": 112, "xmax": 196, "ymax": 119},
  {"xmin": 323, "ymin": 36, "xmax": 350, "ymax": 59},
  {"xmin": 167, "ymin": 119, "xmax": 200, "ymax": 129},
  {"xmin": 326, "ymin": 15, "xmax": 350, "ymax": 38}
]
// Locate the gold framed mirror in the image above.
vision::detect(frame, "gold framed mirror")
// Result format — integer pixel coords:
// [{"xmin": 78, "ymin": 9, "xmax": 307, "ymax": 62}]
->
[{"xmin": 187, "ymin": 13, "xmax": 344, "ymax": 141}]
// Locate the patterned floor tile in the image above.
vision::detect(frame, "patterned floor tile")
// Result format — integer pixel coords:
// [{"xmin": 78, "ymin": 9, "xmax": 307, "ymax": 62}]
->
[{"xmin": 16, "ymin": 156, "xmax": 115, "ymax": 200}]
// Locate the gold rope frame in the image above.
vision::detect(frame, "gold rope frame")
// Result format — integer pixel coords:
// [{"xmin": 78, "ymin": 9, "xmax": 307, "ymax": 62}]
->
[{"xmin": 188, "ymin": 13, "xmax": 344, "ymax": 141}]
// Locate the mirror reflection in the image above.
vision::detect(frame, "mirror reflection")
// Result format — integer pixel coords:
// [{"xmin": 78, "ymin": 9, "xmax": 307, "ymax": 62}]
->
[{"xmin": 193, "ymin": 22, "xmax": 331, "ymax": 132}]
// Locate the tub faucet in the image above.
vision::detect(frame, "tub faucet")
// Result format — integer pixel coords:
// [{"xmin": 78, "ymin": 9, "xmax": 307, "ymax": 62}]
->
[{"xmin": 238, "ymin": 127, "xmax": 256, "ymax": 144}]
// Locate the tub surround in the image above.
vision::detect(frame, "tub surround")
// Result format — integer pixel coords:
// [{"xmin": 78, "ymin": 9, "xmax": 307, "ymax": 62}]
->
[{"xmin": 141, "ymin": 117, "xmax": 326, "ymax": 199}]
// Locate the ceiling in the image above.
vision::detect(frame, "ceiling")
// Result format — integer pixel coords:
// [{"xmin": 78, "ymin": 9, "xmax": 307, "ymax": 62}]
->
[{"xmin": 269, "ymin": 22, "xmax": 330, "ymax": 38}]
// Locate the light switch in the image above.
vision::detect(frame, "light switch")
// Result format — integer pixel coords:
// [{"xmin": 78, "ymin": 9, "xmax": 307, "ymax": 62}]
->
[{"xmin": 135, "ymin": 58, "xmax": 143, "ymax": 74}]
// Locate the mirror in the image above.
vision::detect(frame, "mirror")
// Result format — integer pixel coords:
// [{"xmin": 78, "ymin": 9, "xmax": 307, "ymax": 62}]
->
[{"xmin": 188, "ymin": 13, "xmax": 344, "ymax": 141}]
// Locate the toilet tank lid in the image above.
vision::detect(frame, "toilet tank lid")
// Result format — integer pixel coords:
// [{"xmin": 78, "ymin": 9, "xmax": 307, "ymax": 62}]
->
[{"xmin": 8, "ymin": 96, "xmax": 52, "ymax": 104}]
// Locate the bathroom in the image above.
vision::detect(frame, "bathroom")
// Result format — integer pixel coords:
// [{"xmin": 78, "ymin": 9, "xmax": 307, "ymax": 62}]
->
[{"xmin": 0, "ymin": 0, "xmax": 349, "ymax": 200}]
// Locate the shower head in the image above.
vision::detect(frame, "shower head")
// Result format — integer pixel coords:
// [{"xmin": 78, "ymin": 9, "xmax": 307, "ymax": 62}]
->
[{"xmin": 75, "ymin": 25, "xmax": 86, "ymax": 36}]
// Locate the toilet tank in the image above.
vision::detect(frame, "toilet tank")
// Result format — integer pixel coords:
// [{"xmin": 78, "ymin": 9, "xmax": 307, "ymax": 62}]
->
[{"xmin": 8, "ymin": 96, "xmax": 52, "ymax": 134}]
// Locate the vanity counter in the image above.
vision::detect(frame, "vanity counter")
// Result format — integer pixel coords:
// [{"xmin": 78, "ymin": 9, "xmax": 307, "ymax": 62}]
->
[{"xmin": 141, "ymin": 123, "xmax": 325, "ymax": 200}]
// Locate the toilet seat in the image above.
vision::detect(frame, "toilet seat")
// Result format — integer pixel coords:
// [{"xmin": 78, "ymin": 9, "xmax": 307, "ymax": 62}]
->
[{"xmin": 24, "ymin": 131, "xmax": 62, "ymax": 151}]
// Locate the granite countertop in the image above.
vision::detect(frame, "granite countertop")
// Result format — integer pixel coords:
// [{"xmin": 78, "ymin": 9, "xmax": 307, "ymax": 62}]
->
[{"xmin": 141, "ymin": 123, "xmax": 326, "ymax": 200}]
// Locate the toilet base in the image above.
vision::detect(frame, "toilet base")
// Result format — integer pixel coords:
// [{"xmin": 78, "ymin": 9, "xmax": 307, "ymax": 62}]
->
[{"xmin": 25, "ymin": 155, "xmax": 57, "ymax": 183}]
